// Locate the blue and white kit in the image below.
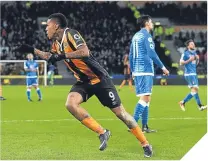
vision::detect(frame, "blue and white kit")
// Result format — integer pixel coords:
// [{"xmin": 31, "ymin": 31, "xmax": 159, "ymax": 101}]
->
[
  {"xmin": 24, "ymin": 60, "xmax": 39, "ymax": 87},
  {"xmin": 180, "ymin": 50, "xmax": 198, "ymax": 88},
  {"xmin": 129, "ymin": 28, "xmax": 165, "ymax": 96}
]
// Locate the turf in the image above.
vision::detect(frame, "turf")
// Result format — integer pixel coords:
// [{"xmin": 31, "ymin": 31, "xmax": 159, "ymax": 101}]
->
[{"xmin": 0, "ymin": 85, "xmax": 207, "ymax": 160}]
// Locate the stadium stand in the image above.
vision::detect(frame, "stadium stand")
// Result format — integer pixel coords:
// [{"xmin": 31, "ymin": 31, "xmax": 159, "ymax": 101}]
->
[{"xmin": 1, "ymin": 1, "xmax": 207, "ymax": 76}]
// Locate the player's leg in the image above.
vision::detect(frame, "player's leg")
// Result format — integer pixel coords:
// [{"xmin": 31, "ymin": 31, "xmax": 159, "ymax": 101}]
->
[
  {"xmin": 110, "ymin": 105, "xmax": 152, "ymax": 157},
  {"xmin": 50, "ymin": 71, "xmax": 54, "ymax": 85},
  {"xmin": 95, "ymin": 78, "xmax": 153, "ymax": 157},
  {"xmin": 133, "ymin": 76, "xmax": 150, "ymax": 124},
  {"xmin": 128, "ymin": 78, "xmax": 134, "ymax": 91},
  {"xmin": 191, "ymin": 76, "xmax": 207, "ymax": 110},
  {"xmin": 118, "ymin": 79, "xmax": 126, "ymax": 91},
  {"xmin": 140, "ymin": 96, "xmax": 156, "ymax": 133},
  {"xmin": 133, "ymin": 76, "xmax": 156, "ymax": 133},
  {"xmin": 179, "ymin": 76, "xmax": 194, "ymax": 111},
  {"xmin": 33, "ymin": 78, "xmax": 42, "ymax": 101},
  {"xmin": 0, "ymin": 85, "xmax": 6, "ymax": 100},
  {"xmin": 48, "ymin": 71, "xmax": 54, "ymax": 85},
  {"xmin": 66, "ymin": 83, "xmax": 108, "ymax": 151},
  {"xmin": 26, "ymin": 78, "xmax": 32, "ymax": 101}
]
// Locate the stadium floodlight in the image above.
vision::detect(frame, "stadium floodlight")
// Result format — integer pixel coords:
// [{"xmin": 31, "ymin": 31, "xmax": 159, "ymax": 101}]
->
[
  {"xmin": 41, "ymin": 21, "xmax": 47, "ymax": 25},
  {"xmin": 0, "ymin": 60, "xmax": 47, "ymax": 86}
]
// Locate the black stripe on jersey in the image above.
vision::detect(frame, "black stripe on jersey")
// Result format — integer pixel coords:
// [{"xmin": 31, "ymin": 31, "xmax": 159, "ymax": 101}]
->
[
  {"xmin": 65, "ymin": 29, "xmax": 90, "ymax": 82},
  {"xmin": 65, "ymin": 29, "xmax": 77, "ymax": 51},
  {"xmin": 83, "ymin": 53, "xmax": 110, "ymax": 79},
  {"xmin": 65, "ymin": 60, "xmax": 90, "ymax": 82}
]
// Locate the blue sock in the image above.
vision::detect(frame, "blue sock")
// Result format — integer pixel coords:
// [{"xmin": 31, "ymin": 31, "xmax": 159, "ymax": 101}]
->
[
  {"xmin": 193, "ymin": 93, "xmax": 202, "ymax": 107},
  {"xmin": 36, "ymin": 88, "xmax": 42, "ymax": 99},
  {"xmin": 142, "ymin": 105, "xmax": 149, "ymax": 126},
  {"xmin": 133, "ymin": 100, "xmax": 147, "ymax": 123},
  {"xmin": 183, "ymin": 93, "xmax": 193, "ymax": 104},
  {"xmin": 27, "ymin": 89, "xmax": 31, "ymax": 100}
]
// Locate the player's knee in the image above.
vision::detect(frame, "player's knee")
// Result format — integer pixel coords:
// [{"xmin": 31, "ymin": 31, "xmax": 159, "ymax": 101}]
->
[
  {"xmin": 140, "ymin": 95, "xmax": 151, "ymax": 103},
  {"xmin": 191, "ymin": 87, "xmax": 198, "ymax": 93},
  {"xmin": 111, "ymin": 104, "xmax": 126, "ymax": 118},
  {"xmin": 65, "ymin": 101, "xmax": 77, "ymax": 111},
  {"xmin": 65, "ymin": 94, "xmax": 79, "ymax": 111},
  {"xmin": 27, "ymin": 87, "xmax": 32, "ymax": 90}
]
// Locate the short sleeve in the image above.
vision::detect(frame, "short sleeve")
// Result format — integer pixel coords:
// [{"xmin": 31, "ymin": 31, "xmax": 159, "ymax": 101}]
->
[
  {"xmin": 67, "ymin": 29, "xmax": 85, "ymax": 49},
  {"xmin": 24, "ymin": 62, "xmax": 28, "ymax": 69}
]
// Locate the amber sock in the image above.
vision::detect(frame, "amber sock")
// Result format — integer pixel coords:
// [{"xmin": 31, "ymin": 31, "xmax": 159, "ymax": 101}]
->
[
  {"xmin": 130, "ymin": 126, "xmax": 149, "ymax": 146},
  {"xmin": 81, "ymin": 117, "xmax": 105, "ymax": 135}
]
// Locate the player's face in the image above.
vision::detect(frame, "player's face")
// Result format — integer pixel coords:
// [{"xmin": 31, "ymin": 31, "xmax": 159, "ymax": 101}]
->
[
  {"xmin": 27, "ymin": 54, "xmax": 33, "ymax": 60},
  {"xmin": 146, "ymin": 19, "xmax": 154, "ymax": 30},
  {"xmin": 46, "ymin": 19, "xmax": 57, "ymax": 40},
  {"xmin": 148, "ymin": 19, "xmax": 154, "ymax": 30},
  {"xmin": 188, "ymin": 42, "xmax": 195, "ymax": 50}
]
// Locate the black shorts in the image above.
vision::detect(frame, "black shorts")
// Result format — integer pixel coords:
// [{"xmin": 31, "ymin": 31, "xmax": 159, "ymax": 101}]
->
[
  {"xmin": 124, "ymin": 74, "xmax": 131, "ymax": 80},
  {"xmin": 70, "ymin": 77, "xmax": 121, "ymax": 108}
]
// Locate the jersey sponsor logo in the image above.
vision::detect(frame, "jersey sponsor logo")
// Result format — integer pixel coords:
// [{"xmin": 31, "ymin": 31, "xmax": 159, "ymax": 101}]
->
[{"xmin": 73, "ymin": 34, "xmax": 81, "ymax": 40}]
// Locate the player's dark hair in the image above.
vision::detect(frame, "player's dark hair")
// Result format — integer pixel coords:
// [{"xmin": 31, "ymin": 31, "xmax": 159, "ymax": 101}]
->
[
  {"xmin": 48, "ymin": 13, "xmax": 68, "ymax": 29},
  {"xmin": 137, "ymin": 15, "xmax": 151, "ymax": 28},
  {"xmin": 185, "ymin": 39, "xmax": 194, "ymax": 47}
]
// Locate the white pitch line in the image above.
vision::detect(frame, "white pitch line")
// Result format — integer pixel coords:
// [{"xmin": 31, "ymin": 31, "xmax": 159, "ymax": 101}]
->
[{"xmin": 0, "ymin": 117, "xmax": 206, "ymax": 123}]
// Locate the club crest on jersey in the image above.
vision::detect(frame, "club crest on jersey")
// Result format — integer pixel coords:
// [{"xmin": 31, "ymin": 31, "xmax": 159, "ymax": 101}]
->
[{"xmin": 148, "ymin": 37, "xmax": 153, "ymax": 42}]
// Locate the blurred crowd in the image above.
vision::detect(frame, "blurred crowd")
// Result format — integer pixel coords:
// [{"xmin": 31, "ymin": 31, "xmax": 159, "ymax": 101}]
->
[
  {"xmin": 0, "ymin": 1, "xmax": 207, "ymax": 76},
  {"xmin": 140, "ymin": 2, "xmax": 207, "ymax": 25},
  {"xmin": 1, "ymin": 1, "xmax": 134, "ymax": 75}
]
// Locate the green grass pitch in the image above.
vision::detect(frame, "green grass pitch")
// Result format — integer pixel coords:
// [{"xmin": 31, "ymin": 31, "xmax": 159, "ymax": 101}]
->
[{"xmin": 1, "ymin": 85, "xmax": 207, "ymax": 160}]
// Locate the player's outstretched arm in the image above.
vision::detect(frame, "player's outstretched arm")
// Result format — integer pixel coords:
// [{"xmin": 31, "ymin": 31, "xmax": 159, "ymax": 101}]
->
[
  {"xmin": 34, "ymin": 49, "xmax": 52, "ymax": 60},
  {"xmin": 16, "ymin": 44, "xmax": 52, "ymax": 60}
]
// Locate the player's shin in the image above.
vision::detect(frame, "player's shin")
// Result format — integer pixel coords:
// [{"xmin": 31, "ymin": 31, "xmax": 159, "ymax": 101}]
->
[
  {"xmin": 133, "ymin": 100, "xmax": 147, "ymax": 122},
  {"xmin": 81, "ymin": 117, "xmax": 105, "ymax": 135},
  {"xmin": 36, "ymin": 88, "xmax": 42, "ymax": 99},
  {"xmin": 142, "ymin": 106, "xmax": 149, "ymax": 127},
  {"xmin": 66, "ymin": 103, "xmax": 105, "ymax": 135},
  {"xmin": 182, "ymin": 92, "xmax": 195, "ymax": 104},
  {"xmin": 27, "ymin": 88, "xmax": 31, "ymax": 100},
  {"xmin": 193, "ymin": 92, "xmax": 202, "ymax": 107},
  {"xmin": 112, "ymin": 106, "xmax": 149, "ymax": 146}
]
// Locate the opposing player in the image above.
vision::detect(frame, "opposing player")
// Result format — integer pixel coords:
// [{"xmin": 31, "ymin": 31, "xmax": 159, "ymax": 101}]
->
[
  {"xmin": 118, "ymin": 54, "xmax": 134, "ymax": 91},
  {"xmin": 129, "ymin": 15, "xmax": 169, "ymax": 133},
  {"xmin": 17, "ymin": 13, "xmax": 153, "ymax": 157},
  {"xmin": 179, "ymin": 39, "xmax": 207, "ymax": 111},
  {"xmin": 0, "ymin": 86, "xmax": 6, "ymax": 100},
  {"xmin": 24, "ymin": 53, "xmax": 42, "ymax": 101},
  {"xmin": 0, "ymin": 64, "xmax": 6, "ymax": 101}
]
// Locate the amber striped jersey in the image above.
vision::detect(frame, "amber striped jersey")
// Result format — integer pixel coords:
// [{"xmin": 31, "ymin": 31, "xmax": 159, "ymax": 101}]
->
[{"xmin": 51, "ymin": 28, "xmax": 109, "ymax": 84}]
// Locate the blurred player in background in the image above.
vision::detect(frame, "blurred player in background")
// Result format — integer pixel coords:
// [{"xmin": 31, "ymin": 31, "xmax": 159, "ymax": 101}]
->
[
  {"xmin": 179, "ymin": 39, "xmax": 207, "ymax": 111},
  {"xmin": 0, "ymin": 86, "xmax": 6, "ymax": 100},
  {"xmin": 17, "ymin": 13, "xmax": 153, "ymax": 157},
  {"xmin": 118, "ymin": 54, "xmax": 134, "ymax": 91},
  {"xmin": 47, "ymin": 63, "xmax": 56, "ymax": 85},
  {"xmin": 24, "ymin": 53, "xmax": 42, "ymax": 101},
  {"xmin": 0, "ymin": 64, "xmax": 6, "ymax": 100},
  {"xmin": 129, "ymin": 15, "xmax": 169, "ymax": 133}
]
